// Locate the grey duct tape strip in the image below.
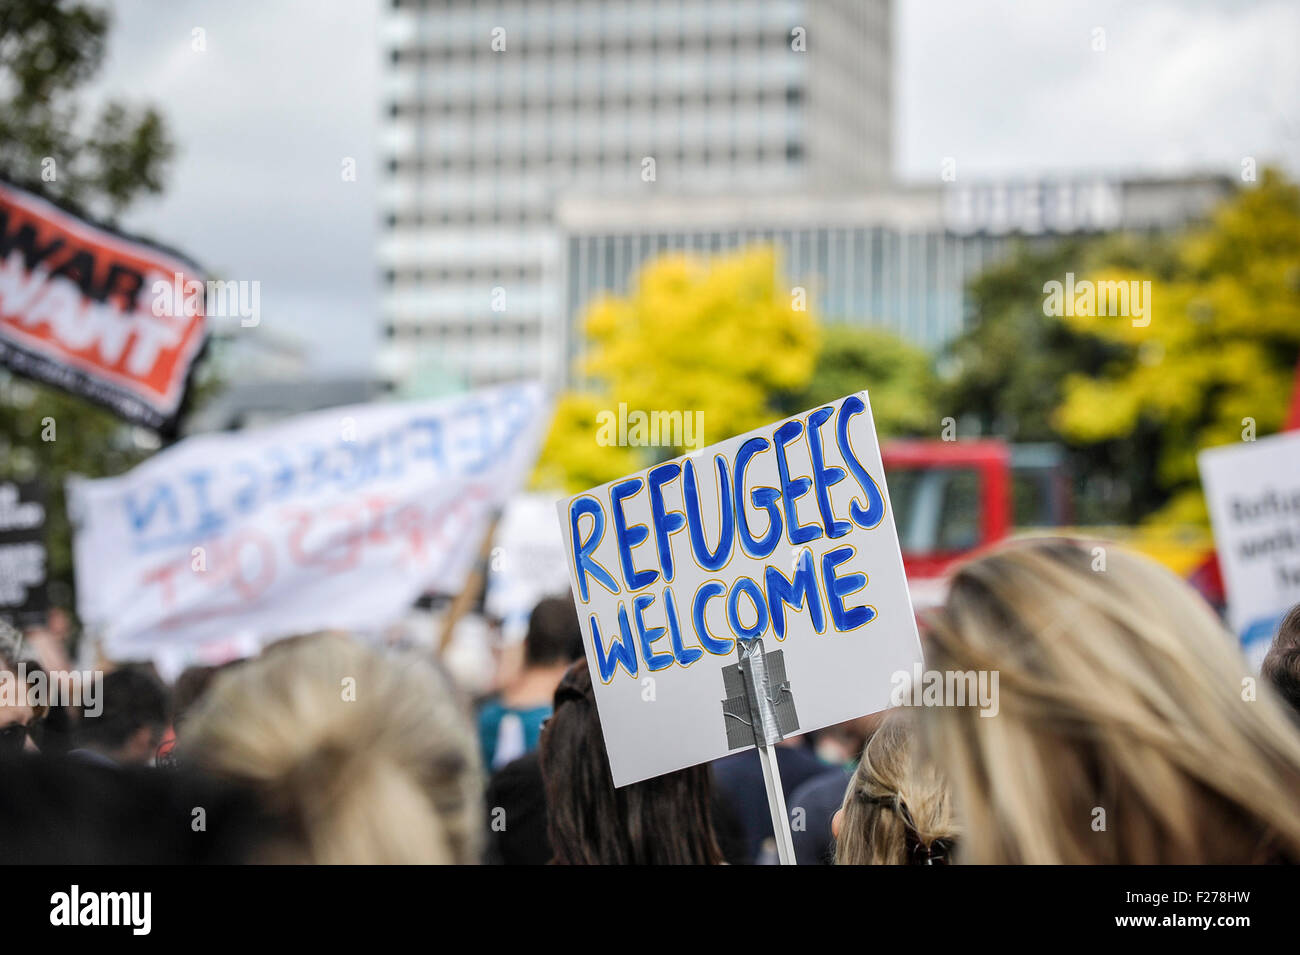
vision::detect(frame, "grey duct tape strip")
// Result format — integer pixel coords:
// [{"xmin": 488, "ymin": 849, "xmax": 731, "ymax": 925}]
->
[{"xmin": 720, "ymin": 639, "xmax": 800, "ymax": 750}]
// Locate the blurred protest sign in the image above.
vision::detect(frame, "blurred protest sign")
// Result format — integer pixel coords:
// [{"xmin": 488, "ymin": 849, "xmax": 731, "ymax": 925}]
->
[
  {"xmin": 0, "ymin": 479, "xmax": 48, "ymax": 627},
  {"xmin": 0, "ymin": 178, "xmax": 207, "ymax": 431},
  {"xmin": 68, "ymin": 382, "xmax": 546, "ymax": 670},
  {"xmin": 556, "ymin": 392, "xmax": 921, "ymax": 793},
  {"xmin": 1200, "ymin": 431, "xmax": 1300, "ymax": 666},
  {"xmin": 485, "ymin": 493, "xmax": 570, "ymax": 643}
]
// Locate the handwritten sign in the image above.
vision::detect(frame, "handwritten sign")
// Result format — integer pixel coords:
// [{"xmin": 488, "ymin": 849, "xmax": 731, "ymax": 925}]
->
[
  {"xmin": 1199, "ymin": 431, "xmax": 1300, "ymax": 667},
  {"xmin": 0, "ymin": 479, "xmax": 48, "ymax": 627},
  {"xmin": 69, "ymin": 382, "xmax": 546, "ymax": 666},
  {"xmin": 484, "ymin": 493, "xmax": 571, "ymax": 644},
  {"xmin": 557, "ymin": 392, "xmax": 922, "ymax": 786},
  {"xmin": 0, "ymin": 178, "xmax": 207, "ymax": 430}
]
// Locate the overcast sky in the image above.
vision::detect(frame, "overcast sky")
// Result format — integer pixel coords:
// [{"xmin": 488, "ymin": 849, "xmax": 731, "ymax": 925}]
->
[{"xmin": 89, "ymin": 0, "xmax": 1300, "ymax": 374}]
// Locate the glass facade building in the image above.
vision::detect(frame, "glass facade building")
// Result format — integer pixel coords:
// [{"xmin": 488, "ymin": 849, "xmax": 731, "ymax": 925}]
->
[{"xmin": 556, "ymin": 176, "xmax": 1234, "ymax": 382}]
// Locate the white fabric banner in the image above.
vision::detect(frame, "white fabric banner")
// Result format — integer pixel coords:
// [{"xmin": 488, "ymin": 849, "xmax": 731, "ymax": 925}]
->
[{"xmin": 69, "ymin": 382, "xmax": 547, "ymax": 666}]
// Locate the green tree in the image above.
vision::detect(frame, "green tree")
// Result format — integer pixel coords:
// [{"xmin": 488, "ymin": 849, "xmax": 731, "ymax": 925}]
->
[
  {"xmin": 0, "ymin": 0, "xmax": 178, "ymax": 601},
  {"xmin": 0, "ymin": 0, "xmax": 171, "ymax": 215},
  {"xmin": 779, "ymin": 325, "xmax": 937, "ymax": 438},
  {"xmin": 1056, "ymin": 168, "xmax": 1300, "ymax": 524},
  {"xmin": 941, "ymin": 235, "xmax": 1186, "ymax": 524},
  {"xmin": 943, "ymin": 238, "xmax": 1112, "ymax": 440},
  {"xmin": 535, "ymin": 246, "xmax": 818, "ymax": 491}
]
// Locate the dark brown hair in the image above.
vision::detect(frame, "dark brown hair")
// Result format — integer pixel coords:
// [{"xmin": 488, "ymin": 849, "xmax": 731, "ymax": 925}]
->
[
  {"xmin": 538, "ymin": 661, "xmax": 724, "ymax": 865},
  {"xmin": 1263, "ymin": 604, "xmax": 1300, "ymax": 720},
  {"xmin": 524, "ymin": 595, "xmax": 584, "ymax": 667}
]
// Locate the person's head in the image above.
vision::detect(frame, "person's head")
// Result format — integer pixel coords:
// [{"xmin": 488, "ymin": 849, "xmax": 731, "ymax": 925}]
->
[
  {"xmin": 0, "ymin": 624, "xmax": 43, "ymax": 755},
  {"xmin": 77, "ymin": 665, "xmax": 168, "ymax": 766},
  {"xmin": 179, "ymin": 632, "xmax": 482, "ymax": 864},
  {"xmin": 171, "ymin": 664, "xmax": 223, "ymax": 732},
  {"xmin": 1262, "ymin": 604, "xmax": 1300, "ymax": 720},
  {"xmin": 814, "ymin": 713, "xmax": 883, "ymax": 765},
  {"xmin": 0, "ymin": 752, "xmax": 273, "ymax": 864},
  {"xmin": 922, "ymin": 537, "xmax": 1300, "ymax": 864},
  {"xmin": 539, "ymin": 660, "xmax": 724, "ymax": 864},
  {"xmin": 523, "ymin": 595, "xmax": 584, "ymax": 669},
  {"xmin": 833, "ymin": 712, "xmax": 956, "ymax": 865}
]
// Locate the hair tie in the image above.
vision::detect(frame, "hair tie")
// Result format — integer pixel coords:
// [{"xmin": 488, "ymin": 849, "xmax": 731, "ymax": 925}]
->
[{"xmin": 861, "ymin": 791, "xmax": 954, "ymax": 865}]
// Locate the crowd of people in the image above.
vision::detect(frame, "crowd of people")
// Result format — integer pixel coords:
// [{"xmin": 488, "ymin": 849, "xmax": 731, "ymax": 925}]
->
[{"xmin": 2, "ymin": 537, "xmax": 1299, "ymax": 865}]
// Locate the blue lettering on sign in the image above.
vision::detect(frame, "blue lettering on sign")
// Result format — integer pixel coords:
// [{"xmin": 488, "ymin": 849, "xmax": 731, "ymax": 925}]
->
[
  {"xmin": 734, "ymin": 437, "xmax": 782, "ymax": 559},
  {"xmin": 773, "ymin": 419, "xmax": 821, "ymax": 545},
  {"xmin": 125, "ymin": 483, "xmax": 179, "ymax": 534},
  {"xmin": 765, "ymin": 548, "xmax": 825, "ymax": 640},
  {"xmin": 610, "ymin": 477, "xmax": 659, "ymax": 591},
  {"xmin": 726, "ymin": 577, "xmax": 769, "ymax": 642},
  {"xmin": 836, "ymin": 395, "xmax": 886, "ymax": 529},
  {"xmin": 663, "ymin": 587, "xmax": 702, "ymax": 666},
  {"xmin": 569, "ymin": 496, "xmax": 619, "ymax": 603},
  {"xmin": 647, "ymin": 463, "xmax": 686, "ymax": 582},
  {"xmin": 692, "ymin": 580, "xmax": 734, "ymax": 655},
  {"xmin": 633, "ymin": 592, "xmax": 675, "ymax": 672},
  {"xmin": 822, "ymin": 546, "xmax": 876, "ymax": 631},
  {"xmin": 683, "ymin": 455, "xmax": 734, "ymax": 571},
  {"xmin": 117, "ymin": 387, "xmax": 540, "ymax": 554},
  {"xmin": 807, "ymin": 405, "xmax": 850, "ymax": 538},
  {"xmin": 590, "ymin": 607, "xmax": 639, "ymax": 683},
  {"xmin": 566, "ymin": 394, "xmax": 896, "ymax": 684}
]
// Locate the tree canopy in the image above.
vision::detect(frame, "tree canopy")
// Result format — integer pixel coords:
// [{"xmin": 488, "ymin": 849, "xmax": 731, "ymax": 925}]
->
[{"xmin": 0, "ymin": 0, "xmax": 177, "ymax": 596}]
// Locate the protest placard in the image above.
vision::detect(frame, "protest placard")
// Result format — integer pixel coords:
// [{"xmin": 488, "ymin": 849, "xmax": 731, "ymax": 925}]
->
[
  {"xmin": 0, "ymin": 479, "xmax": 48, "ymax": 627},
  {"xmin": 484, "ymin": 493, "xmax": 571, "ymax": 643},
  {"xmin": 557, "ymin": 391, "xmax": 922, "ymax": 788},
  {"xmin": 1199, "ymin": 431, "xmax": 1300, "ymax": 666},
  {"xmin": 0, "ymin": 178, "xmax": 207, "ymax": 431},
  {"xmin": 69, "ymin": 382, "xmax": 547, "ymax": 668}
]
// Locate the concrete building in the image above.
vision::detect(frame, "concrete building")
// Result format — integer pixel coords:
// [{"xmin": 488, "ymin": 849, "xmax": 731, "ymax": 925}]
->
[
  {"xmin": 378, "ymin": 0, "xmax": 893, "ymax": 393},
  {"xmin": 555, "ymin": 175, "xmax": 1234, "ymax": 381}
]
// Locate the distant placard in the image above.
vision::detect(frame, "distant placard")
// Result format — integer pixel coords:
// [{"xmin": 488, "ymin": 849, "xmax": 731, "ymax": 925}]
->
[
  {"xmin": 557, "ymin": 392, "xmax": 922, "ymax": 787},
  {"xmin": 1199, "ymin": 432, "xmax": 1300, "ymax": 665},
  {"xmin": 0, "ymin": 479, "xmax": 48, "ymax": 627},
  {"xmin": 484, "ymin": 493, "xmax": 571, "ymax": 644}
]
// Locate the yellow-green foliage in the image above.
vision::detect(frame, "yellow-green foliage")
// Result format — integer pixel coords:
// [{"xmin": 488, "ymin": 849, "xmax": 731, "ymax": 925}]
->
[
  {"xmin": 535, "ymin": 247, "xmax": 818, "ymax": 491},
  {"xmin": 1055, "ymin": 169, "xmax": 1300, "ymax": 524}
]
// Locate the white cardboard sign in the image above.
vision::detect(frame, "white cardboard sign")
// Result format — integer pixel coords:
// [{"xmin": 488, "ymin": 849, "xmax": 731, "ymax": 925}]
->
[
  {"xmin": 557, "ymin": 392, "xmax": 922, "ymax": 786},
  {"xmin": 1199, "ymin": 431, "xmax": 1300, "ymax": 665}
]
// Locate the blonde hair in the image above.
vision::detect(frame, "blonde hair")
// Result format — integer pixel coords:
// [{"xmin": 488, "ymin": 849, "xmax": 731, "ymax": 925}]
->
[
  {"xmin": 835, "ymin": 711, "xmax": 956, "ymax": 864},
  {"xmin": 180, "ymin": 632, "xmax": 482, "ymax": 864},
  {"xmin": 922, "ymin": 538, "xmax": 1300, "ymax": 864}
]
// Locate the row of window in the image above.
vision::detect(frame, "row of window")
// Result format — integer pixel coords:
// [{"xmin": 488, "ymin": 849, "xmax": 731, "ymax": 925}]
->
[
  {"xmin": 564, "ymin": 228, "xmax": 1016, "ymax": 351},
  {"xmin": 384, "ymin": 320, "xmax": 540, "ymax": 339},
  {"xmin": 389, "ymin": 29, "xmax": 801, "ymax": 64},
  {"xmin": 382, "ymin": 265, "xmax": 544, "ymax": 284},
  {"xmin": 388, "ymin": 85, "xmax": 804, "ymax": 117},
  {"xmin": 386, "ymin": 142, "xmax": 804, "ymax": 174},
  {"xmin": 385, "ymin": 208, "xmax": 552, "ymax": 228}
]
